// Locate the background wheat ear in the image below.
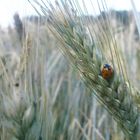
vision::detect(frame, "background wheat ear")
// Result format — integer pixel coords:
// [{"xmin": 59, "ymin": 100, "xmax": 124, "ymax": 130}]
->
[
  {"xmin": 28, "ymin": 0, "xmax": 140, "ymax": 139},
  {"xmin": 0, "ymin": 31, "xmax": 45, "ymax": 140}
]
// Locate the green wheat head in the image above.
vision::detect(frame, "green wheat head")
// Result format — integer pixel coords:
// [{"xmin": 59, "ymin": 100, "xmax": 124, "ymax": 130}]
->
[{"xmin": 29, "ymin": 0, "xmax": 140, "ymax": 139}]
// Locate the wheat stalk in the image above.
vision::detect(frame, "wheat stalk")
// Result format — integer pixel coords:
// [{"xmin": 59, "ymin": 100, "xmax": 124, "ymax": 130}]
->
[{"xmin": 29, "ymin": 0, "xmax": 140, "ymax": 139}]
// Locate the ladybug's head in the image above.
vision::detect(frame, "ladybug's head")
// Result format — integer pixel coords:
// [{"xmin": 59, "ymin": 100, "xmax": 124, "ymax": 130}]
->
[{"xmin": 103, "ymin": 64, "xmax": 112, "ymax": 70}]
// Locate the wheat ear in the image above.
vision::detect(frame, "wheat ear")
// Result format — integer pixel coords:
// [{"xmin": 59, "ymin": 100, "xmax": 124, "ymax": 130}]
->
[{"xmin": 29, "ymin": 0, "xmax": 140, "ymax": 139}]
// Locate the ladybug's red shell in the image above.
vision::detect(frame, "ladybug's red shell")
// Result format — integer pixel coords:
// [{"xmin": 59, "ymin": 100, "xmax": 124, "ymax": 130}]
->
[{"xmin": 101, "ymin": 64, "xmax": 113, "ymax": 80}]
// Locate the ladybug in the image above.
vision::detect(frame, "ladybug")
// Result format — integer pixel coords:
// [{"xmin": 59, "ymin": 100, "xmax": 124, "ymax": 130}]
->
[{"xmin": 101, "ymin": 64, "xmax": 114, "ymax": 80}]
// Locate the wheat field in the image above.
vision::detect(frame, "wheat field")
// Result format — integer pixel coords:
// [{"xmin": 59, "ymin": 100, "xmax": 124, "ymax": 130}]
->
[{"xmin": 0, "ymin": 0, "xmax": 140, "ymax": 140}]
